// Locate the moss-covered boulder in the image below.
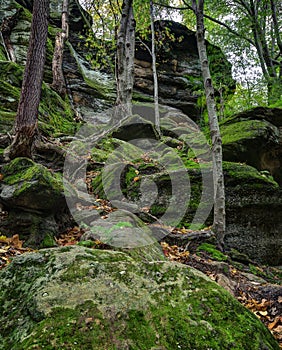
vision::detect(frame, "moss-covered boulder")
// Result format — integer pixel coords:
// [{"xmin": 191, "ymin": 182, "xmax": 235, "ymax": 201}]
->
[
  {"xmin": 0, "ymin": 157, "xmax": 63, "ymax": 210},
  {"xmin": 0, "ymin": 245, "xmax": 279, "ymax": 350},
  {"xmin": 221, "ymin": 107, "xmax": 282, "ymax": 186},
  {"xmin": 0, "ymin": 158, "xmax": 68, "ymax": 246}
]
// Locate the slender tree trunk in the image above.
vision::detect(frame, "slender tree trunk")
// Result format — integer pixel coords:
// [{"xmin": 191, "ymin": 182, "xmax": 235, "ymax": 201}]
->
[
  {"xmin": 150, "ymin": 0, "xmax": 161, "ymax": 135},
  {"xmin": 51, "ymin": 0, "xmax": 69, "ymax": 96},
  {"xmin": 6, "ymin": 0, "xmax": 49, "ymax": 160},
  {"xmin": 192, "ymin": 0, "xmax": 226, "ymax": 250},
  {"xmin": 115, "ymin": 0, "xmax": 135, "ymax": 118},
  {"xmin": 248, "ymin": 0, "xmax": 280, "ymax": 104},
  {"xmin": 0, "ymin": 10, "xmax": 22, "ymax": 62},
  {"xmin": 269, "ymin": 0, "xmax": 282, "ymax": 104},
  {"xmin": 270, "ymin": 0, "xmax": 282, "ymax": 55}
]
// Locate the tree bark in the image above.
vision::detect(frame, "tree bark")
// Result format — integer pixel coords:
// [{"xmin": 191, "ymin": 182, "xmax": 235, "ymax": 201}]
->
[
  {"xmin": 150, "ymin": 0, "xmax": 161, "ymax": 135},
  {"xmin": 192, "ymin": 0, "xmax": 226, "ymax": 250},
  {"xmin": 51, "ymin": 0, "xmax": 69, "ymax": 97},
  {"xmin": 115, "ymin": 0, "xmax": 135, "ymax": 119},
  {"xmin": 6, "ymin": 0, "xmax": 49, "ymax": 160}
]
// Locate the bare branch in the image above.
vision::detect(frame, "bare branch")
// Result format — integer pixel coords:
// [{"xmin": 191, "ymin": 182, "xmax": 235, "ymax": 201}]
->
[{"xmin": 154, "ymin": 1, "xmax": 255, "ymax": 46}]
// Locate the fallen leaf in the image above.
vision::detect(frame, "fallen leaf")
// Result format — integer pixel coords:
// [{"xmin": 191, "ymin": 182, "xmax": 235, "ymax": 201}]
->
[
  {"xmin": 269, "ymin": 316, "xmax": 282, "ymax": 330},
  {"xmin": 258, "ymin": 310, "xmax": 268, "ymax": 316},
  {"xmin": 10, "ymin": 234, "xmax": 23, "ymax": 249}
]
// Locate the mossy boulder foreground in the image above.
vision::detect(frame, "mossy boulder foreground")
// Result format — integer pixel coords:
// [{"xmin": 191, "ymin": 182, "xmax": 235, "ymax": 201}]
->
[{"xmin": 0, "ymin": 245, "xmax": 279, "ymax": 350}]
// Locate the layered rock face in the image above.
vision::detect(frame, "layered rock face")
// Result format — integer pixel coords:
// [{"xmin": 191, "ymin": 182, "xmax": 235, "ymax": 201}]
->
[
  {"xmin": 1, "ymin": 1, "xmax": 235, "ymax": 123},
  {"xmin": 134, "ymin": 20, "xmax": 235, "ymax": 120},
  {"xmin": 90, "ymin": 111, "xmax": 282, "ymax": 265}
]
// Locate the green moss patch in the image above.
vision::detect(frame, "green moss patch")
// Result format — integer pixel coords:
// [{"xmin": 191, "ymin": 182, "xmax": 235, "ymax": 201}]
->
[
  {"xmin": 39, "ymin": 82, "xmax": 77, "ymax": 136},
  {"xmin": 0, "ymin": 44, "xmax": 7, "ymax": 60},
  {"xmin": 223, "ymin": 161, "xmax": 279, "ymax": 189},
  {"xmin": 197, "ymin": 243, "xmax": 228, "ymax": 261},
  {"xmin": 0, "ymin": 61, "xmax": 76, "ymax": 136},
  {"xmin": 220, "ymin": 119, "xmax": 276, "ymax": 145}
]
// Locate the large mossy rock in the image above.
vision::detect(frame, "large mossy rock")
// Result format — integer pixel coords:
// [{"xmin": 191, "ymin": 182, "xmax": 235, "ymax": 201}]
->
[
  {"xmin": 221, "ymin": 107, "xmax": 282, "ymax": 186},
  {"xmin": 0, "ymin": 245, "xmax": 279, "ymax": 350},
  {"xmin": 0, "ymin": 158, "xmax": 68, "ymax": 246}
]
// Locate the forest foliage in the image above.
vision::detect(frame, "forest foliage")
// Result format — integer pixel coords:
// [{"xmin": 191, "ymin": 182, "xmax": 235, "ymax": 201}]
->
[{"xmin": 83, "ymin": 0, "xmax": 281, "ymax": 112}]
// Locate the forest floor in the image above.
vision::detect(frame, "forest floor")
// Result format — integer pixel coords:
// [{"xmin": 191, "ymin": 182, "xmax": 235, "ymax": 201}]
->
[{"xmin": 1, "ymin": 209, "xmax": 281, "ymax": 348}]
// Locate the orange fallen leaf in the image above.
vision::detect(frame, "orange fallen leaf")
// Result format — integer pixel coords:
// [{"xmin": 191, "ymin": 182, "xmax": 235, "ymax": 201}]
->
[{"xmin": 269, "ymin": 316, "xmax": 282, "ymax": 330}]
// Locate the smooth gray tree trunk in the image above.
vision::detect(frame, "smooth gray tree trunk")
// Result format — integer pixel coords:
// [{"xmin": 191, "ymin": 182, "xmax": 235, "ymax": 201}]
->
[
  {"xmin": 115, "ymin": 0, "xmax": 135, "ymax": 118},
  {"xmin": 150, "ymin": 0, "xmax": 161, "ymax": 135},
  {"xmin": 192, "ymin": 0, "xmax": 226, "ymax": 250},
  {"xmin": 51, "ymin": 0, "xmax": 69, "ymax": 97}
]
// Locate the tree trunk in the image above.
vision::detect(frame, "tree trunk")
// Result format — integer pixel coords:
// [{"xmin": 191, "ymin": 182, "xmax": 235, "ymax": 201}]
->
[
  {"xmin": 6, "ymin": 0, "xmax": 49, "ymax": 160},
  {"xmin": 115, "ymin": 0, "xmax": 135, "ymax": 119},
  {"xmin": 192, "ymin": 0, "xmax": 226, "ymax": 250},
  {"xmin": 51, "ymin": 0, "xmax": 69, "ymax": 97},
  {"xmin": 150, "ymin": 0, "xmax": 161, "ymax": 135}
]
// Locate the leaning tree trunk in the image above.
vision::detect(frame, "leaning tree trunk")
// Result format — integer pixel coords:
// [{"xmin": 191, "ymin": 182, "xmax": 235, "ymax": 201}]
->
[
  {"xmin": 192, "ymin": 0, "xmax": 226, "ymax": 250},
  {"xmin": 150, "ymin": 0, "xmax": 161, "ymax": 135},
  {"xmin": 7, "ymin": 0, "xmax": 49, "ymax": 160},
  {"xmin": 115, "ymin": 0, "xmax": 135, "ymax": 118},
  {"xmin": 51, "ymin": 0, "xmax": 69, "ymax": 96}
]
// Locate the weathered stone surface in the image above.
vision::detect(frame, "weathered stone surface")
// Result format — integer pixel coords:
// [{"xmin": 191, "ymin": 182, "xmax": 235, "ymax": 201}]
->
[
  {"xmin": 0, "ymin": 158, "xmax": 69, "ymax": 246},
  {"xmin": 0, "ymin": 245, "xmax": 279, "ymax": 349},
  {"xmin": 0, "ymin": 0, "xmax": 113, "ymax": 127},
  {"xmin": 91, "ymin": 128, "xmax": 282, "ymax": 265},
  {"xmin": 223, "ymin": 162, "xmax": 282, "ymax": 265},
  {"xmin": 221, "ymin": 107, "xmax": 282, "ymax": 186}
]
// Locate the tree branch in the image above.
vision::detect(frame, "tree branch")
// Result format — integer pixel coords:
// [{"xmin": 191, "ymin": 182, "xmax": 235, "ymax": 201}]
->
[{"xmin": 154, "ymin": 1, "xmax": 255, "ymax": 46}]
